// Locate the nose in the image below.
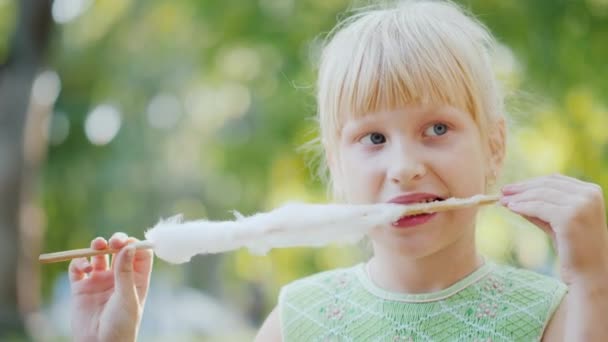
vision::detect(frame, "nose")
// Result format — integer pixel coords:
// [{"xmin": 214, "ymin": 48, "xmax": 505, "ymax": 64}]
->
[{"xmin": 387, "ymin": 143, "xmax": 427, "ymax": 185}]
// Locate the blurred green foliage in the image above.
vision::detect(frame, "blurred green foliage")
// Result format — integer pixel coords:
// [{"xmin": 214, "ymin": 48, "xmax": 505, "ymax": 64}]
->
[
  {"xmin": 12, "ymin": 0, "xmax": 606, "ymax": 337},
  {"xmin": 0, "ymin": 0, "xmax": 16, "ymax": 64}
]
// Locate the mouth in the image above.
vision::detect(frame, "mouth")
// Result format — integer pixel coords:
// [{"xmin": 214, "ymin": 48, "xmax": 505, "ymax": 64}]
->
[
  {"xmin": 392, "ymin": 212, "xmax": 438, "ymax": 228},
  {"xmin": 400, "ymin": 198, "xmax": 444, "ymax": 218},
  {"xmin": 388, "ymin": 193, "xmax": 446, "ymax": 206},
  {"xmin": 410, "ymin": 197, "xmax": 444, "ymax": 205},
  {"xmin": 388, "ymin": 193, "xmax": 445, "ymax": 228}
]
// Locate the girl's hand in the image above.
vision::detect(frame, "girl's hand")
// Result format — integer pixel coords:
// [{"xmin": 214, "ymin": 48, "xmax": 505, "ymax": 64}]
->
[
  {"xmin": 69, "ymin": 232, "xmax": 153, "ymax": 342},
  {"xmin": 500, "ymin": 174, "xmax": 608, "ymax": 284}
]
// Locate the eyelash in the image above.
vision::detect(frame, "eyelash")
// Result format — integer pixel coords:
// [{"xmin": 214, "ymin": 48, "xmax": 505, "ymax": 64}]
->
[
  {"xmin": 360, "ymin": 132, "xmax": 386, "ymax": 145},
  {"xmin": 424, "ymin": 122, "xmax": 450, "ymax": 137},
  {"xmin": 358, "ymin": 122, "xmax": 450, "ymax": 145}
]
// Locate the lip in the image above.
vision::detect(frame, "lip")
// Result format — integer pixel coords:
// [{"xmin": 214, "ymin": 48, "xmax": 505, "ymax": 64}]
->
[
  {"xmin": 392, "ymin": 212, "xmax": 437, "ymax": 228},
  {"xmin": 388, "ymin": 192, "xmax": 445, "ymax": 205},
  {"xmin": 388, "ymin": 192, "xmax": 445, "ymax": 229}
]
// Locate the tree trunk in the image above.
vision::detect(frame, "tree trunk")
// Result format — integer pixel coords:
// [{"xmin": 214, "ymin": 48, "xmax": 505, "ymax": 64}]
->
[{"xmin": 0, "ymin": 0, "xmax": 52, "ymax": 338}]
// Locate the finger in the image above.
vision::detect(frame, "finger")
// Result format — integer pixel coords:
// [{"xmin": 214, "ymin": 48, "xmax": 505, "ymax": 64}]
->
[
  {"xmin": 69, "ymin": 258, "xmax": 92, "ymax": 283},
  {"xmin": 127, "ymin": 237, "xmax": 151, "ymax": 263},
  {"xmin": 500, "ymin": 187, "xmax": 582, "ymax": 207},
  {"xmin": 109, "ymin": 232, "xmax": 129, "ymax": 268},
  {"xmin": 90, "ymin": 237, "xmax": 109, "ymax": 271},
  {"xmin": 127, "ymin": 238, "xmax": 154, "ymax": 299},
  {"xmin": 521, "ymin": 214, "xmax": 554, "ymax": 237},
  {"xmin": 505, "ymin": 200, "xmax": 561, "ymax": 229},
  {"xmin": 502, "ymin": 176, "xmax": 581, "ymax": 195},
  {"xmin": 123, "ymin": 238, "xmax": 152, "ymax": 265},
  {"xmin": 109, "ymin": 232, "xmax": 129, "ymax": 250},
  {"xmin": 550, "ymin": 173, "xmax": 594, "ymax": 188},
  {"xmin": 113, "ymin": 245, "xmax": 138, "ymax": 300}
]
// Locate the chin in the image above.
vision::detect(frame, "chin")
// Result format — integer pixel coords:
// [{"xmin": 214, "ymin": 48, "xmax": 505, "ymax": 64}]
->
[
  {"xmin": 371, "ymin": 218, "xmax": 475, "ymax": 258},
  {"xmin": 370, "ymin": 228, "xmax": 449, "ymax": 258}
]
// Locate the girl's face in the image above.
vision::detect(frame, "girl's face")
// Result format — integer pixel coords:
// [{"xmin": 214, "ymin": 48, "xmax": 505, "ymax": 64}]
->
[{"xmin": 336, "ymin": 104, "xmax": 490, "ymax": 258}]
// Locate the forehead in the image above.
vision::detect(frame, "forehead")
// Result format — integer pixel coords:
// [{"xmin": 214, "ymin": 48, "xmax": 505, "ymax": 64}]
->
[{"xmin": 341, "ymin": 104, "xmax": 471, "ymax": 129}]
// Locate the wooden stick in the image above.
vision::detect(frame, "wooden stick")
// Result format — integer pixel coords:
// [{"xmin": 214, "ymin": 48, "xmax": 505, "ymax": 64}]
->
[
  {"xmin": 38, "ymin": 195, "xmax": 500, "ymax": 264},
  {"xmin": 38, "ymin": 240, "xmax": 154, "ymax": 264},
  {"xmin": 401, "ymin": 194, "xmax": 500, "ymax": 216}
]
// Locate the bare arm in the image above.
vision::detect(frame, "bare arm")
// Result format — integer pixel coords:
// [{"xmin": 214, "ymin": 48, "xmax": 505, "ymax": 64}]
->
[
  {"xmin": 254, "ymin": 306, "xmax": 282, "ymax": 342},
  {"xmin": 543, "ymin": 275, "xmax": 608, "ymax": 341},
  {"xmin": 542, "ymin": 294, "xmax": 567, "ymax": 341},
  {"xmin": 566, "ymin": 276, "xmax": 608, "ymax": 340}
]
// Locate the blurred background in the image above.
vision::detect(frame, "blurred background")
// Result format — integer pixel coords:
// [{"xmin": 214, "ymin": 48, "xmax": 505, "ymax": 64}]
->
[{"xmin": 0, "ymin": 0, "xmax": 606, "ymax": 340}]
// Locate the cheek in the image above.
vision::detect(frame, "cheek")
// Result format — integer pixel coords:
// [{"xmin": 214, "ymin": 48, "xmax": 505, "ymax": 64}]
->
[
  {"xmin": 432, "ymin": 138, "xmax": 487, "ymax": 195},
  {"xmin": 339, "ymin": 150, "xmax": 384, "ymax": 202}
]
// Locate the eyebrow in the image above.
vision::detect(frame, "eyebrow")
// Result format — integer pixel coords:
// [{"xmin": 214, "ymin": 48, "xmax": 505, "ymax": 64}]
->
[{"xmin": 418, "ymin": 106, "xmax": 471, "ymax": 122}]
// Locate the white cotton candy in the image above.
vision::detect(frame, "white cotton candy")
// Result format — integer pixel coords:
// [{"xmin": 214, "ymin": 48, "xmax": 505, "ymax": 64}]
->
[
  {"xmin": 144, "ymin": 202, "xmax": 406, "ymax": 264},
  {"xmin": 143, "ymin": 194, "xmax": 500, "ymax": 264}
]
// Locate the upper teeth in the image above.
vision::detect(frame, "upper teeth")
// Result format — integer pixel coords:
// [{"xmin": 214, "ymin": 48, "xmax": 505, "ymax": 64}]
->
[{"xmin": 421, "ymin": 198, "xmax": 439, "ymax": 203}]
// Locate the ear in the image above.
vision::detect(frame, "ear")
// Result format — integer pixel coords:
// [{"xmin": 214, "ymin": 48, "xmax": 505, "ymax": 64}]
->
[{"xmin": 487, "ymin": 117, "xmax": 506, "ymax": 184}]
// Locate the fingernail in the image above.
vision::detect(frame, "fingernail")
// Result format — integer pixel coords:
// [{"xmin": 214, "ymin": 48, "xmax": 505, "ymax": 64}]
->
[
  {"xmin": 116, "ymin": 232, "xmax": 128, "ymax": 240},
  {"xmin": 507, "ymin": 202, "xmax": 519, "ymax": 209},
  {"xmin": 502, "ymin": 187, "xmax": 518, "ymax": 195}
]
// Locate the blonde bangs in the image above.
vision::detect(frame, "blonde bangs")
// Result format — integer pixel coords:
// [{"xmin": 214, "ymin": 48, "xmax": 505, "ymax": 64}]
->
[{"xmin": 317, "ymin": 1, "xmax": 500, "ymax": 147}]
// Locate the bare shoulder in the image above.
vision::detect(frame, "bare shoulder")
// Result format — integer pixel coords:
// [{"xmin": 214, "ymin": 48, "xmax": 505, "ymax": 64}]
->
[
  {"xmin": 542, "ymin": 293, "xmax": 567, "ymax": 342},
  {"xmin": 254, "ymin": 306, "xmax": 282, "ymax": 342}
]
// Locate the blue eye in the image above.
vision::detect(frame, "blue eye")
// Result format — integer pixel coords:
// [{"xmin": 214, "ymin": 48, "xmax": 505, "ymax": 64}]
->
[
  {"xmin": 361, "ymin": 132, "xmax": 386, "ymax": 145},
  {"xmin": 425, "ymin": 123, "xmax": 448, "ymax": 136}
]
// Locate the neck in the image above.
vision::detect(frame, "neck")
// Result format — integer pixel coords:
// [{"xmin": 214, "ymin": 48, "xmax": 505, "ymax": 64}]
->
[{"xmin": 368, "ymin": 229, "xmax": 483, "ymax": 294}]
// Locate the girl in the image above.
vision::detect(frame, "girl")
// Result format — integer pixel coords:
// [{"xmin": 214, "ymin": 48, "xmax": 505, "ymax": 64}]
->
[{"xmin": 69, "ymin": 0, "xmax": 608, "ymax": 341}]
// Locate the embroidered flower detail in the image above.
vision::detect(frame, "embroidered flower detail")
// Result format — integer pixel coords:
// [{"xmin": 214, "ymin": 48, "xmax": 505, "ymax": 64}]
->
[
  {"xmin": 332, "ymin": 272, "xmax": 351, "ymax": 289},
  {"xmin": 325, "ymin": 303, "xmax": 344, "ymax": 320},
  {"xmin": 476, "ymin": 302, "xmax": 498, "ymax": 318},
  {"xmin": 481, "ymin": 276, "xmax": 505, "ymax": 294}
]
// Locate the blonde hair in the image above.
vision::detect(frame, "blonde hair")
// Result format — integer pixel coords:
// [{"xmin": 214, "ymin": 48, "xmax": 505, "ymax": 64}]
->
[{"xmin": 313, "ymin": 0, "xmax": 505, "ymax": 201}]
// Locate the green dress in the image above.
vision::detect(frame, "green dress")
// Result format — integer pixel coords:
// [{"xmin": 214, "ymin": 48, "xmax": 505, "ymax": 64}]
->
[{"xmin": 279, "ymin": 261, "xmax": 567, "ymax": 341}]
